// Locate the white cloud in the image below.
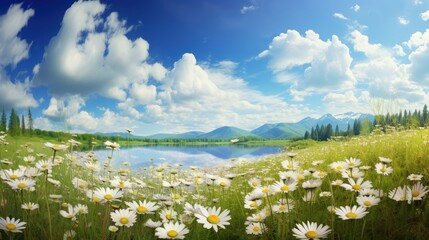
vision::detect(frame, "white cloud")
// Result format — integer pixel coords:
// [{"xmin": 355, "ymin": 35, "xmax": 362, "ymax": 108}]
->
[
  {"xmin": 414, "ymin": 0, "xmax": 423, "ymax": 5},
  {"xmin": 0, "ymin": 4, "xmax": 37, "ymax": 109},
  {"xmin": 33, "ymin": 1, "xmax": 166, "ymax": 100},
  {"xmin": 241, "ymin": 5, "xmax": 256, "ymax": 14},
  {"xmin": 42, "ymin": 95, "xmax": 85, "ymax": 120},
  {"xmin": 333, "ymin": 13, "xmax": 348, "ymax": 20},
  {"xmin": 393, "ymin": 44, "xmax": 406, "ymax": 56},
  {"xmin": 349, "ymin": 30, "xmax": 389, "ymax": 58},
  {"xmin": 421, "ymin": 10, "xmax": 429, "ymax": 21},
  {"xmin": 323, "ymin": 91, "xmax": 370, "ymax": 114},
  {"xmin": 352, "ymin": 4, "xmax": 360, "ymax": 12},
  {"xmin": 0, "ymin": 3, "xmax": 34, "ymax": 67},
  {"xmin": 398, "ymin": 16, "xmax": 410, "ymax": 25},
  {"xmin": 260, "ymin": 29, "xmax": 355, "ymax": 93},
  {"xmin": 404, "ymin": 29, "xmax": 429, "ymax": 49}
]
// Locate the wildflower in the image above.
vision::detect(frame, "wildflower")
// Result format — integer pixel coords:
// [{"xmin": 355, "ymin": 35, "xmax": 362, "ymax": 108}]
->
[
  {"xmin": 0, "ymin": 217, "xmax": 26, "ymax": 233},
  {"xmin": 74, "ymin": 204, "xmax": 88, "ymax": 215},
  {"xmin": 410, "ymin": 182, "xmax": 429, "ymax": 201},
  {"xmin": 272, "ymin": 179, "xmax": 297, "ymax": 193},
  {"xmin": 246, "ymin": 222, "xmax": 265, "ymax": 235},
  {"xmin": 375, "ymin": 163, "xmax": 393, "ymax": 175},
  {"xmin": 245, "ymin": 212, "xmax": 267, "ymax": 225},
  {"xmin": 335, "ymin": 206, "xmax": 368, "ymax": 220},
  {"xmin": 48, "ymin": 178, "xmax": 61, "ymax": 187},
  {"xmin": 72, "ymin": 177, "xmax": 88, "ymax": 191},
  {"xmin": 312, "ymin": 171, "xmax": 327, "ymax": 179},
  {"xmin": 302, "ymin": 180, "xmax": 322, "ymax": 189},
  {"xmin": 35, "ymin": 160, "xmax": 52, "ymax": 171},
  {"xmin": 111, "ymin": 209, "xmax": 137, "ymax": 227},
  {"xmin": 378, "ymin": 157, "xmax": 392, "ymax": 163},
  {"xmin": 63, "ymin": 230, "xmax": 76, "ymax": 239},
  {"xmin": 184, "ymin": 202, "xmax": 203, "ymax": 216},
  {"xmin": 1, "ymin": 168, "xmax": 25, "ymax": 181},
  {"xmin": 110, "ymin": 177, "xmax": 132, "ymax": 189},
  {"xmin": 331, "ymin": 179, "xmax": 343, "ymax": 186},
  {"xmin": 84, "ymin": 162, "xmax": 100, "ymax": 171},
  {"xmin": 215, "ymin": 177, "xmax": 231, "ymax": 188},
  {"xmin": 319, "ymin": 191, "xmax": 332, "ymax": 197},
  {"xmin": 388, "ymin": 186, "xmax": 408, "ymax": 202},
  {"xmin": 159, "ymin": 208, "xmax": 178, "ymax": 222},
  {"xmin": 273, "ymin": 199, "xmax": 294, "ymax": 213},
  {"xmin": 341, "ymin": 168, "xmax": 364, "ymax": 179},
  {"xmin": 125, "ymin": 200, "xmax": 159, "ymax": 215},
  {"xmin": 21, "ymin": 202, "xmax": 39, "ymax": 211},
  {"xmin": 341, "ymin": 178, "xmax": 372, "ymax": 192},
  {"xmin": 302, "ymin": 191, "xmax": 317, "ymax": 202},
  {"xmin": 108, "ymin": 225, "xmax": 119, "ymax": 232},
  {"xmin": 93, "ymin": 187, "xmax": 123, "ymax": 203},
  {"xmin": 60, "ymin": 205, "xmax": 77, "ymax": 221},
  {"xmin": 145, "ymin": 219, "xmax": 163, "ymax": 228},
  {"xmin": 104, "ymin": 141, "xmax": 120, "ymax": 150},
  {"xmin": 195, "ymin": 206, "xmax": 231, "ymax": 232},
  {"xmin": 7, "ymin": 178, "xmax": 36, "ymax": 191},
  {"xmin": 281, "ymin": 160, "xmax": 299, "ymax": 170},
  {"xmin": 407, "ymin": 174, "xmax": 423, "ymax": 182},
  {"xmin": 244, "ymin": 200, "xmax": 263, "ymax": 210},
  {"xmin": 292, "ymin": 221, "xmax": 331, "ymax": 240},
  {"xmin": 312, "ymin": 160, "xmax": 324, "ymax": 166},
  {"xmin": 45, "ymin": 142, "xmax": 68, "ymax": 151},
  {"xmin": 357, "ymin": 195, "xmax": 380, "ymax": 208},
  {"xmin": 345, "ymin": 158, "xmax": 361, "ymax": 168},
  {"xmin": 245, "ymin": 189, "xmax": 265, "ymax": 201},
  {"xmin": 155, "ymin": 222, "xmax": 189, "ymax": 239},
  {"xmin": 162, "ymin": 181, "xmax": 181, "ymax": 188}
]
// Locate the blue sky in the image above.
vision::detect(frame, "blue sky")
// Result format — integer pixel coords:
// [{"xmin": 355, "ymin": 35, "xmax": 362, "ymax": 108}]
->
[{"xmin": 1, "ymin": 0, "xmax": 429, "ymax": 135}]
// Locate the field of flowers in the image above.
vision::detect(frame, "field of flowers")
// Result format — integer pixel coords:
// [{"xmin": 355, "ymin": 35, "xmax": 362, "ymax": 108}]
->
[{"xmin": 0, "ymin": 129, "xmax": 428, "ymax": 239}]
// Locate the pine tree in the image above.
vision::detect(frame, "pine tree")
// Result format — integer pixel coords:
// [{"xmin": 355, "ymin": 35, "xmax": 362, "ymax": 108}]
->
[
  {"xmin": 304, "ymin": 131, "xmax": 310, "ymax": 139},
  {"xmin": 0, "ymin": 107, "xmax": 6, "ymax": 132},
  {"xmin": 423, "ymin": 105, "xmax": 428, "ymax": 126},
  {"xmin": 21, "ymin": 114, "xmax": 26, "ymax": 135},
  {"xmin": 27, "ymin": 107, "xmax": 33, "ymax": 136},
  {"xmin": 326, "ymin": 124, "xmax": 333, "ymax": 140},
  {"xmin": 334, "ymin": 124, "xmax": 339, "ymax": 136},
  {"xmin": 8, "ymin": 108, "xmax": 20, "ymax": 136}
]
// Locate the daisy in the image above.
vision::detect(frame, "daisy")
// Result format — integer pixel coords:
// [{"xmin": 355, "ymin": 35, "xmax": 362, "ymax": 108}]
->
[
  {"xmin": 1, "ymin": 168, "xmax": 25, "ymax": 180},
  {"xmin": 93, "ymin": 187, "xmax": 123, "ymax": 203},
  {"xmin": 244, "ymin": 200, "xmax": 263, "ymax": 210},
  {"xmin": 195, "ymin": 206, "xmax": 231, "ymax": 232},
  {"xmin": 312, "ymin": 171, "xmax": 327, "ymax": 179},
  {"xmin": 21, "ymin": 202, "xmax": 39, "ymax": 211},
  {"xmin": 111, "ymin": 209, "xmax": 137, "ymax": 227},
  {"xmin": 281, "ymin": 160, "xmax": 299, "ymax": 170},
  {"xmin": 335, "ymin": 206, "xmax": 368, "ymax": 220},
  {"xmin": 341, "ymin": 168, "xmax": 364, "ymax": 179},
  {"xmin": 407, "ymin": 174, "xmax": 423, "ymax": 182},
  {"xmin": 272, "ymin": 179, "xmax": 297, "ymax": 193},
  {"xmin": 378, "ymin": 157, "xmax": 392, "ymax": 163},
  {"xmin": 104, "ymin": 141, "xmax": 120, "ymax": 150},
  {"xmin": 35, "ymin": 160, "xmax": 52, "ymax": 171},
  {"xmin": 162, "ymin": 181, "xmax": 181, "ymax": 188},
  {"xmin": 331, "ymin": 179, "xmax": 343, "ymax": 186},
  {"xmin": 109, "ymin": 225, "xmax": 119, "ymax": 232},
  {"xmin": 60, "ymin": 205, "xmax": 77, "ymax": 221},
  {"xmin": 292, "ymin": 221, "xmax": 331, "ymax": 240},
  {"xmin": 246, "ymin": 222, "xmax": 265, "ymax": 235},
  {"xmin": 72, "ymin": 177, "xmax": 88, "ymax": 191},
  {"xmin": 155, "ymin": 222, "xmax": 189, "ymax": 239},
  {"xmin": 388, "ymin": 186, "xmax": 409, "ymax": 202},
  {"xmin": 215, "ymin": 177, "xmax": 231, "ymax": 188},
  {"xmin": 0, "ymin": 217, "xmax": 26, "ymax": 233},
  {"xmin": 74, "ymin": 204, "xmax": 88, "ymax": 215},
  {"xmin": 159, "ymin": 208, "xmax": 178, "ymax": 223},
  {"xmin": 345, "ymin": 158, "xmax": 361, "ymax": 168},
  {"xmin": 375, "ymin": 163, "xmax": 393, "ymax": 175},
  {"xmin": 410, "ymin": 182, "xmax": 429, "ymax": 201},
  {"xmin": 245, "ymin": 189, "xmax": 265, "ymax": 201},
  {"xmin": 125, "ymin": 200, "xmax": 159, "ymax": 214},
  {"xmin": 184, "ymin": 202, "xmax": 203, "ymax": 216},
  {"xmin": 45, "ymin": 142, "xmax": 68, "ymax": 151},
  {"xmin": 273, "ymin": 199, "xmax": 295, "ymax": 213},
  {"xmin": 110, "ymin": 177, "xmax": 132, "ymax": 189},
  {"xmin": 356, "ymin": 195, "xmax": 380, "ymax": 208},
  {"xmin": 359, "ymin": 188, "xmax": 384, "ymax": 198},
  {"xmin": 7, "ymin": 178, "xmax": 36, "ymax": 191},
  {"xmin": 245, "ymin": 212, "xmax": 267, "ymax": 225},
  {"xmin": 145, "ymin": 219, "xmax": 163, "ymax": 228},
  {"xmin": 302, "ymin": 180, "xmax": 322, "ymax": 189},
  {"xmin": 341, "ymin": 178, "xmax": 372, "ymax": 192},
  {"xmin": 279, "ymin": 171, "xmax": 296, "ymax": 180}
]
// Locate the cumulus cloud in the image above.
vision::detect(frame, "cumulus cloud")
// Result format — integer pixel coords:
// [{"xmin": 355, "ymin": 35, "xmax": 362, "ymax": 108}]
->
[
  {"xmin": 333, "ymin": 13, "xmax": 348, "ymax": 20},
  {"xmin": 421, "ymin": 10, "xmax": 429, "ymax": 21},
  {"xmin": 322, "ymin": 91, "xmax": 370, "ymax": 114},
  {"xmin": 42, "ymin": 95, "xmax": 85, "ymax": 120},
  {"xmin": 259, "ymin": 29, "xmax": 355, "ymax": 93},
  {"xmin": 352, "ymin": 4, "xmax": 360, "ymax": 12},
  {"xmin": 33, "ymin": 1, "xmax": 166, "ymax": 100},
  {"xmin": 398, "ymin": 16, "xmax": 410, "ymax": 25},
  {"xmin": 0, "ymin": 3, "xmax": 37, "ymax": 109}
]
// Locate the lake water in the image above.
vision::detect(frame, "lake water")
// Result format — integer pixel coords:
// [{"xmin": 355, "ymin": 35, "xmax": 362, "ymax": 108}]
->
[{"xmin": 94, "ymin": 144, "xmax": 284, "ymax": 169}]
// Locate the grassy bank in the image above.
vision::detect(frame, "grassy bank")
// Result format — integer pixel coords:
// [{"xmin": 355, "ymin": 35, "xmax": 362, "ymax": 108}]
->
[{"xmin": 0, "ymin": 129, "xmax": 428, "ymax": 239}]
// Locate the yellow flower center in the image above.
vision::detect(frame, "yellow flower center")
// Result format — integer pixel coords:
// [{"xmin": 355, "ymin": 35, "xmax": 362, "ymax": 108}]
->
[
  {"xmin": 250, "ymin": 202, "xmax": 257, "ymax": 208},
  {"xmin": 349, "ymin": 162, "xmax": 355, "ymax": 166},
  {"xmin": 118, "ymin": 182, "xmax": 125, "ymax": 188},
  {"xmin": 255, "ymin": 217, "xmax": 261, "ymax": 222},
  {"xmin": 174, "ymin": 194, "xmax": 181, "ymax": 200},
  {"xmin": 207, "ymin": 214, "xmax": 220, "ymax": 224},
  {"xmin": 262, "ymin": 188, "xmax": 269, "ymax": 193},
  {"xmin": 281, "ymin": 185, "xmax": 290, "ymax": 191},
  {"xmin": 79, "ymin": 184, "xmax": 85, "ymax": 189},
  {"xmin": 318, "ymin": 172, "xmax": 325, "ymax": 177},
  {"xmin": 346, "ymin": 212, "xmax": 357, "ymax": 219},
  {"xmin": 220, "ymin": 182, "xmax": 226, "ymax": 187},
  {"xmin": 412, "ymin": 191, "xmax": 420, "ymax": 197},
  {"xmin": 380, "ymin": 168, "xmax": 386, "ymax": 172},
  {"xmin": 6, "ymin": 223, "xmax": 16, "ymax": 231},
  {"xmin": 305, "ymin": 230, "xmax": 318, "ymax": 238},
  {"xmin": 253, "ymin": 226, "xmax": 261, "ymax": 232},
  {"xmin": 166, "ymin": 214, "xmax": 172, "ymax": 220},
  {"xmin": 252, "ymin": 182, "xmax": 258, "ymax": 187},
  {"xmin": 137, "ymin": 206, "xmax": 148, "ymax": 213},
  {"xmin": 297, "ymin": 175, "xmax": 303, "ymax": 181},
  {"xmin": 10, "ymin": 174, "xmax": 18, "ymax": 179},
  {"xmin": 287, "ymin": 164, "xmax": 293, "ymax": 169},
  {"xmin": 119, "ymin": 217, "xmax": 129, "ymax": 224},
  {"xmin": 352, "ymin": 184, "xmax": 361, "ymax": 190},
  {"xmin": 336, "ymin": 166, "xmax": 343, "ymax": 170},
  {"xmin": 41, "ymin": 164, "xmax": 48, "ymax": 168},
  {"xmin": 93, "ymin": 197, "xmax": 101, "ymax": 203},
  {"xmin": 279, "ymin": 205, "xmax": 286, "ymax": 211},
  {"xmin": 167, "ymin": 230, "xmax": 178, "ymax": 237},
  {"xmin": 104, "ymin": 194, "xmax": 113, "ymax": 200},
  {"xmin": 79, "ymin": 209, "xmax": 84, "ymax": 213},
  {"xmin": 53, "ymin": 144, "xmax": 59, "ymax": 149},
  {"xmin": 67, "ymin": 214, "xmax": 73, "ymax": 219},
  {"xmin": 363, "ymin": 201, "xmax": 372, "ymax": 206},
  {"xmin": 18, "ymin": 183, "xmax": 27, "ymax": 189}
]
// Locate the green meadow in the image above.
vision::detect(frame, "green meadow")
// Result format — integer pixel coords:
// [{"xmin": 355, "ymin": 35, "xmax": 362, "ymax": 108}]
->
[{"xmin": 0, "ymin": 129, "xmax": 428, "ymax": 239}]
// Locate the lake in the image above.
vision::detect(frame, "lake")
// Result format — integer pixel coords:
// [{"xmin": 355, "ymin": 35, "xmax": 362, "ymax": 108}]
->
[{"xmin": 94, "ymin": 144, "xmax": 284, "ymax": 169}]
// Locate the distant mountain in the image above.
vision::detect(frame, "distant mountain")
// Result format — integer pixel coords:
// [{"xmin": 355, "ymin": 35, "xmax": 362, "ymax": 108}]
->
[
  {"xmin": 198, "ymin": 126, "xmax": 259, "ymax": 140},
  {"xmin": 94, "ymin": 132, "xmax": 144, "ymax": 139},
  {"xmin": 147, "ymin": 131, "xmax": 206, "ymax": 139},
  {"xmin": 298, "ymin": 112, "xmax": 374, "ymax": 131},
  {"xmin": 251, "ymin": 123, "xmax": 307, "ymax": 139}
]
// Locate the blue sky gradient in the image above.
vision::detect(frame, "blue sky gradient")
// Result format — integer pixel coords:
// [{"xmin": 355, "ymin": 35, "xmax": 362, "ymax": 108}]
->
[{"xmin": 1, "ymin": 0, "xmax": 429, "ymax": 135}]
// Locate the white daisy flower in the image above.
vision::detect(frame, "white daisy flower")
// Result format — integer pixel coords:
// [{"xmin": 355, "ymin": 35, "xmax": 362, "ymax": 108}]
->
[
  {"xmin": 246, "ymin": 222, "xmax": 265, "ymax": 235},
  {"xmin": 356, "ymin": 195, "xmax": 380, "ymax": 208},
  {"xmin": 155, "ymin": 222, "xmax": 189, "ymax": 239},
  {"xmin": 21, "ymin": 202, "xmax": 39, "ymax": 211},
  {"xmin": 292, "ymin": 221, "xmax": 331, "ymax": 239},
  {"xmin": 0, "ymin": 217, "xmax": 26, "ymax": 233},
  {"xmin": 111, "ymin": 209, "xmax": 137, "ymax": 227},
  {"xmin": 195, "ymin": 206, "xmax": 231, "ymax": 232},
  {"xmin": 125, "ymin": 200, "xmax": 159, "ymax": 215},
  {"xmin": 335, "ymin": 206, "xmax": 368, "ymax": 220},
  {"xmin": 93, "ymin": 187, "xmax": 123, "ymax": 203}
]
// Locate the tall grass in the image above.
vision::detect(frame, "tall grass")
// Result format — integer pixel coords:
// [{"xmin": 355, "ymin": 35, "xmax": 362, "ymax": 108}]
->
[{"xmin": 0, "ymin": 129, "xmax": 428, "ymax": 239}]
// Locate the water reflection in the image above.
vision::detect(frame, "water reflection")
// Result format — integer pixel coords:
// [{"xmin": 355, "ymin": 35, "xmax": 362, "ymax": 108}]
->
[{"xmin": 94, "ymin": 144, "xmax": 283, "ymax": 169}]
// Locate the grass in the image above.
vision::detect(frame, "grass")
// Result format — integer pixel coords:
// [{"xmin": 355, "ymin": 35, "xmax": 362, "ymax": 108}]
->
[{"xmin": 0, "ymin": 129, "xmax": 428, "ymax": 239}]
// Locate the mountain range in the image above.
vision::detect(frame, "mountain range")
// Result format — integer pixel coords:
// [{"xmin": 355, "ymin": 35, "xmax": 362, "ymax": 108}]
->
[{"xmin": 97, "ymin": 112, "xmax": 374, "ymax": 140}]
